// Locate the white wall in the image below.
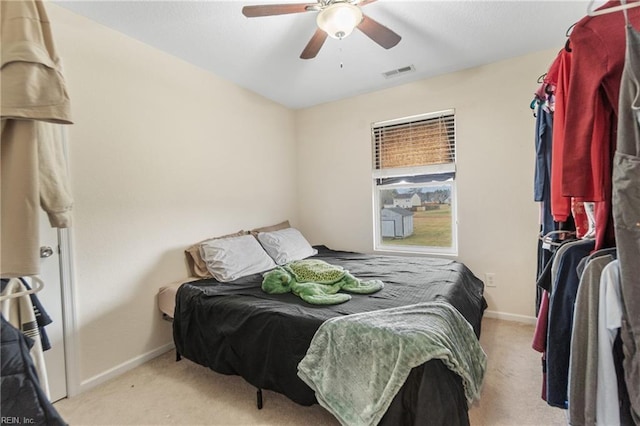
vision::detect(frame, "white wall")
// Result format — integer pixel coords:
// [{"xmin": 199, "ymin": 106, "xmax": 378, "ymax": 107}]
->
[
  {"xmin": 295, "ymin": 48, "xmax": 559, "ymax": 322},
  {"xmin": 48, "ymin": 5, "xmax": 298, "ymax": 387}
]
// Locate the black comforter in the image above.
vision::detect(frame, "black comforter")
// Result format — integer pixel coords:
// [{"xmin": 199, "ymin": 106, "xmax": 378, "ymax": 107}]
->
[{"xmin": 173, "ymin": 246, "xmax": 486, "ymax": 425}]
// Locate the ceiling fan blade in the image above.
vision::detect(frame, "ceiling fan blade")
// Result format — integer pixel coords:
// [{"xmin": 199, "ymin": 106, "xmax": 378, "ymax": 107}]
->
[
  {"xmin": 300, "ymin": 28, "xmax": 328, "ymax": 59},
  {"xmin": 242, "ymin": 3, "xmax": 315, "ymax": 17},
  {"xmin": 357, "ymin": 0, "xmax": 378, "ymax": 6},
  {"xmin": 357, "ymin": 14, "xmax": 401, "ymax": 49}
]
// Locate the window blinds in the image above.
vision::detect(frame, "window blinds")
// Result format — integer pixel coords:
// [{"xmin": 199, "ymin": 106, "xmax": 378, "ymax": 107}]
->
[{"xmin": 372, "ymin": 110, "xmax": 455, "ymax": 177}]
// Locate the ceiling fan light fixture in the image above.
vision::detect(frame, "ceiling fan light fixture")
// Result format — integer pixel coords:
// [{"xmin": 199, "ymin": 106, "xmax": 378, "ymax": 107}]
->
[{"xmin": 316, "ymin": 3, "xmax": 363, "ymax": 39}]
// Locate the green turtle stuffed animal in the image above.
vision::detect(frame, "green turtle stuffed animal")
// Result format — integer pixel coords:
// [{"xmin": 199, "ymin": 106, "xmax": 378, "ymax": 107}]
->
[{"xmin": 261, "ymin": 259, "xmax": 384, "ymax": 305}]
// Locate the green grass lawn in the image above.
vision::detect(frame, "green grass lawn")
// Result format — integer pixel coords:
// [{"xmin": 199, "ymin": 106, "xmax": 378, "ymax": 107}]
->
[{"xmin": 382, "ymin": 205, "xmax": 452, "ymax": 247}]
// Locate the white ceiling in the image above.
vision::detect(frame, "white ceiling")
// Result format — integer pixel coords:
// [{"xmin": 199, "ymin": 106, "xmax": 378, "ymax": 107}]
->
[{"xmin": 52, "ymin": 0, "xmax": 604, "ymax": 109}]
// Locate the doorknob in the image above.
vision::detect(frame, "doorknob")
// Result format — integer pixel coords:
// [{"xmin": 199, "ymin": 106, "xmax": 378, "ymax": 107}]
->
[{"xmin": 40, "ymin": 246, "xmax": 54, "ymax": 258}]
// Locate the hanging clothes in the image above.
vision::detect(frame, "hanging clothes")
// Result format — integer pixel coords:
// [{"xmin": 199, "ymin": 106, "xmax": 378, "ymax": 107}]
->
[
  {"xmin": 0, "ymin": 316, "xmax": 66, "ymax": 425},
  {"xmin": 612, "ymin": 9, "xmax": 640, "ymax": 424},
  {"xmin": 531, "ymin": 237, "xmax": 578, "ymax": 402},
  {"xmin": 571, "ymin": 200, "xmax": 592, "ymax": 239},
  {"xmin": 533, "ymin": 91, "xmax": 556, "ymax": 313},
  {"xmin": 546, "ymin": 238, "xmax": 595, "ymax": 409},
  {"xmin": 1, "ymin": 278, "xmax": 52, "ymax": 351},
  {"xmin": 534, "ymin": 100, "xmax": 554, "ymax": 230},
  {"xmin": 568, "ymin": 249, "xmax": 616, "ymax": 426},
  {"xmin": 0, "ymin": 279, "xmax": 50, "ymax": 398},
  {"xmin": 545, "ymin": 49, "xmax": 573, "ymax": 223},
  {"xmin": 0, "ymin": 0, "xmax": 73, "ymax": 278},
  {"xmin": 563, "ymin": 0, "xmax": 629, "ymax": 197},
  {"xmin": 562, "ymin": 0, "xmax": 640, "ymax": 250},
  {"xmin": 595, "ymin": 260, "xmax": 625, "ymax": 425},
  {"xmin": 533, "ymin": 1, "xmax": 640, "ymax": 421}
]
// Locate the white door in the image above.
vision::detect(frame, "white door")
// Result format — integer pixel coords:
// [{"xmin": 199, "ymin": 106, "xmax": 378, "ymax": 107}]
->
[{"xmin": 36, "ymin": 212, "xmax": 67, "ymax": 402}]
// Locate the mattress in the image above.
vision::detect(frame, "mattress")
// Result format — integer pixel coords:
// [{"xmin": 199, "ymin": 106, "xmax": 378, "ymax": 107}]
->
[{"xmin": 157, "ymin": 277, "xmax": 197, "ymax": 318}]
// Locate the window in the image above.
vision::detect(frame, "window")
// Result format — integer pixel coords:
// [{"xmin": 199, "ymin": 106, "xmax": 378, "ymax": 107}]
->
[{"xmin": 372, "ymin": 109, "xmax": 457, "ymax": 255}]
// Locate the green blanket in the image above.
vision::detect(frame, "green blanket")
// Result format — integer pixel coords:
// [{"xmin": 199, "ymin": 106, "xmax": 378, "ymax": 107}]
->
[{"xmin": 297, "ymin": 302, "xmax": 487, "ymax": 426}]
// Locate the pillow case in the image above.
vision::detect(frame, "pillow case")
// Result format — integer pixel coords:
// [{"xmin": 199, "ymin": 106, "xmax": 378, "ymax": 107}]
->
[
  {"xmin": 257, "ymin": 227, "xmax": 318, "ymax": 265},
  {"xmin": 185, "ymin": 230, "xmax": 247, "ymax": 278},
  {"xmin": 199, "ymin": 234, "xmax": 276, "ymax": 282}
]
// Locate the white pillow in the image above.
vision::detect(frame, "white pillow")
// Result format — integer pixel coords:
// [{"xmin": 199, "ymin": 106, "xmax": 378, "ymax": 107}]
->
[
  {"xmin": 257, "ymin": 228, "xmax": 318, "ymax": 265},
  {"xmin": 199, "ymin": 234, "xmax": 276, "ymax": 282}
]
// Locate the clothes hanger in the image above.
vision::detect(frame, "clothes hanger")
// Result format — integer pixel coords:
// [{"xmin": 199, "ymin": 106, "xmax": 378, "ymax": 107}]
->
[
  {"xmin": 566, "ymin": 23, "xmax": 576, "ymax": 37},
  {"xmin": 564, "ymin": 23, "xmax": 576, "ymax": 52},
  {"xmin": 0, "ymin": 277, "xmax": 45, "ymax": 302},
  {"xmin": 587, "ymin": 0, "xmax": 640, "ymax": 16}
]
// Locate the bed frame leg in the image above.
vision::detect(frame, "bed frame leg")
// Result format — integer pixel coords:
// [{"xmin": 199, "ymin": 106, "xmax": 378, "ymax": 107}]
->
[
  {"xmin": 176, "ymin": 351, "xmax": 181, "ymax": 362},
  {"xmin": 256, "ymin": 388, "xmax": 263, "ymax": 410}
]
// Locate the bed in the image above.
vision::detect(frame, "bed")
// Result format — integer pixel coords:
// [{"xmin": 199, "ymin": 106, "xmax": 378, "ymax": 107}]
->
[{"xmin": 169, "ymin": 244, "xmax": 487, "ymax": 426}]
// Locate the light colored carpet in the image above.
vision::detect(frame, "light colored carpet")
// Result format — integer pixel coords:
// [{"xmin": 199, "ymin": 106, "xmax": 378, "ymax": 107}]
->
[{"xmin": 54, "ymin": 318, "xmax": 568, "ymax": 425}]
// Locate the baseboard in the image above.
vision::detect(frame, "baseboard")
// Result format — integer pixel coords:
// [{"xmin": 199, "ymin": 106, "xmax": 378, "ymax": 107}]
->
[
  {"xmin": 484, "ymin": 310, "xmax": 537, "ymax": 325},
  {"xmin": 76, "ymin": 342, "xmax": 175, "ymax": 394}
]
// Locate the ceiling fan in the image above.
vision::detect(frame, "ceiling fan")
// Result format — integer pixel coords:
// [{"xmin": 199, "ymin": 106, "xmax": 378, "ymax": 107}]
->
[{"xmin": 242, "ymin": 0, "xmax": 401, "ymax": 59}]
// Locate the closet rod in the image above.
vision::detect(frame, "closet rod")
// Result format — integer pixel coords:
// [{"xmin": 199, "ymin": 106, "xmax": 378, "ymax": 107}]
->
[
  {"xmin": 588, "ymin": 0, "xmax": 640, "ymax": 16},
  {"xmin": 0, "ymin": 277, "xmax": 45, "ymax": 302}
]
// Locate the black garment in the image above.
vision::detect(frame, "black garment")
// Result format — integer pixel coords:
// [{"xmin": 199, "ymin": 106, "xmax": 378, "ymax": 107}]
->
[
  {"xmin": 0, "ymin": 316, "xmax": 66, "ymax": 425},
  {"xmin": 536, "ymin": 239, "xmax": 554, "ymax": 314},
  {"xmin": 536, "ymin": 219, "xmax": 576, "ymax": 311},
  {"xmin": 536, "ymin": 238, "xmax": 579, "ymax": 293}
]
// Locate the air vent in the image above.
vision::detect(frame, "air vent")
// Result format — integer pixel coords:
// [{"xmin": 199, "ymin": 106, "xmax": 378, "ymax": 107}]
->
[{"xmin": 382, "ymin": 65, "xmax": 415, "ymax": 79}]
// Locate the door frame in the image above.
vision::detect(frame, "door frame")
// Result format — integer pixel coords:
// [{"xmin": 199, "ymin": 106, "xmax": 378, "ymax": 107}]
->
[
  {"xmin": 56, "ymin": 125, "xmax": 80, "ymax": 398},
  {"xmin": 58, "ymin": 227, "xmax": 79, "ymax": 397}
]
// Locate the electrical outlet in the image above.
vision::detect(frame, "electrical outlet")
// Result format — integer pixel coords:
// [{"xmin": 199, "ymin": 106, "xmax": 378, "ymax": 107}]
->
[{"xmin": 484, "ymin": 273, "xmax": 496, "ymax": 288}]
